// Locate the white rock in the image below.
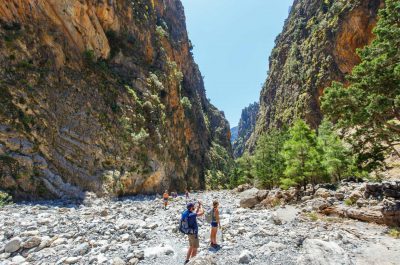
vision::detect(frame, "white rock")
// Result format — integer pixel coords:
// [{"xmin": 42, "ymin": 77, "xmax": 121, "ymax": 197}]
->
[
  {"xmin": 266, "ymin": 241, "xmax": 286, "ymax": 251},
  {"xmin": 73, "ymin": 242, "xmax": 90, "ymax": 255},
  {"xmin": 64, "ymin": 256, "xmax": 81, "ymax": 264},
  {"xmin": 144, "ymin": 245, "xmax": 175, "ymax": 258},
  {"xmin": 239, "ymin": 250, "xmax": 254, "ymax": 264},
  {"xmin": 297, "ymin": 239, "xmax": 351, "ymax": 265},
  {"xmin": 128, "ymin": 257, "xmax": 139, "ymax": 265},
  {"xmin": 4, "ymin": 237, "xmax": 22, "ymax": 253},
  {"xmin": 11, "ymin": 255, "xmax": 26, "ymax": 264},
  {"xmin": 112, "ymin": 257, "xmax": 126, "ymax": 265}
]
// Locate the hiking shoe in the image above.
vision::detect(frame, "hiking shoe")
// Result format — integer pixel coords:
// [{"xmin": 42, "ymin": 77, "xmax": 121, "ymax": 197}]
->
[{"xmin": 184, "ymin": 260, "xmax": 190, "ymax": 264}]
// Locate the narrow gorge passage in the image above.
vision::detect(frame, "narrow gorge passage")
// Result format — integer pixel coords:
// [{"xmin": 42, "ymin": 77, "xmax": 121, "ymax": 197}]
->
[{"xmin": 1, "ymin": 190, "xmax": 399, "ymax": 265}]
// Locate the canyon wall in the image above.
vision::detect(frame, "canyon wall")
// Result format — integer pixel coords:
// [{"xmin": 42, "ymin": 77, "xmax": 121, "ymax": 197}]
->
[{"xmin": 0, "ymin": 0, "xmax": 231, "ymax": 200}]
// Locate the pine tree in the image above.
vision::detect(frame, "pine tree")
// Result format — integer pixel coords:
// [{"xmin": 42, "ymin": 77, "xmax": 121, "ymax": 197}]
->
[
  {"xmin": 317, "ymin": 120, "xmax": 352, "ymax": 182},
  {"xmin": 281, "ymin": 120, "xmax": 323, "ymax": 190},
  {"xmin": 232, "ymin": 154, "xmax": 254, "ymax": 186},
  {"xmin": 322, "ymin": 0, "xmax": 400, "ymax": 170},
  {"xmin": 253, "ymin": 129, "xmax": 288, "ymax": 189}
]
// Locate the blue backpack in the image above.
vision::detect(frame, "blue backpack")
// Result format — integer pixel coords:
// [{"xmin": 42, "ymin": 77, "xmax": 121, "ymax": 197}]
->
[{"xmin": 179, "ymin": 210, "xmax": 197, "ymax": 235}]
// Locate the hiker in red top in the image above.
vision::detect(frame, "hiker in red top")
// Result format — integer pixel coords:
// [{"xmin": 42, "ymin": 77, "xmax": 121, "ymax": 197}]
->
[{"xmin": 163, "ymin": 190, "xmax": 169, "ymax": 210}]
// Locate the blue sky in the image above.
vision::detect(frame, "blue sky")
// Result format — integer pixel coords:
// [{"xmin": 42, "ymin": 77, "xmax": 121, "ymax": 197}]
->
[{"xmin": 181, "ymin": 0, "xmax": 293, "ymax": 127}]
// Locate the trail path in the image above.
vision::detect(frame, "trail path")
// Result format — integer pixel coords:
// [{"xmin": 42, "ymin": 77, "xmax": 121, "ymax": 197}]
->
[{"xmin": 0, "ymin": 191, "xmax": 399, "ymax": 265}]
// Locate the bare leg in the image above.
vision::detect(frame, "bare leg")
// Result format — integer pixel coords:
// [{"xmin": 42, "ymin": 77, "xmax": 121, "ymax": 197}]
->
[
  {"xmin": 211, "ymin": 227, "xmax": 217, "ymax": 244},
  {"xmin": 186, "ymin": 247, "xmax": 193, "ymax": 261},
  {"xmin": 191, "ymin": 248, "xmax": 198, "ymax": 258}
]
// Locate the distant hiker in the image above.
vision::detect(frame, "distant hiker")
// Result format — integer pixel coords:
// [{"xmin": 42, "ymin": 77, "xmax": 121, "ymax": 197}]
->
[
  {"xmin": 185, "ymin": 189, "xmax": 190, "ymax": 200},
  {"xmin": 180, "ymin": 201, "xmax": 204, "ymax": 264},
  {"xmin": 209, "ymin": 200, "xmax": 221, "ymax": 248},
  {"xmin": 173, "ymin": 191, "xmax": 178, "ymax": 199},
  {"xmin": 163, "ymin": 190, "xmax": 169, "ymax": 210}
]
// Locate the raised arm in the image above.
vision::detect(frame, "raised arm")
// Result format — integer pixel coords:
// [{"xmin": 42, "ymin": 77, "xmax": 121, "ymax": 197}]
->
[{"xmin": 196, "ymin": 202, "xmax": 204, "ymax": 217}]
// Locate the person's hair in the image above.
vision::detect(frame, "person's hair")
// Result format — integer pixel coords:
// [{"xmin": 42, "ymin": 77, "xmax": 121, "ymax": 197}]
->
[{"xmin": 213, "ymin": 200, "xmax": 219, "ymax": 208}]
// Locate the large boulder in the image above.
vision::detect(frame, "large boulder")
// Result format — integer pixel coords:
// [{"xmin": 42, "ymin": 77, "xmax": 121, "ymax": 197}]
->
[
  {"xmin": 364, "ymin": 181, "xmax": 400, "ymax": 199},
  {"xmin": 311, "ymin": 199, "xmax": 330, "ymax": 212},
  {"xmin": 314, "ymin": 188, "xmax": 333, "ymax": 199},
  {"xmin": 348, "ymin": 190, "xmax": 363, "ymax": 202},
  {"xmin": 381, "ymin": 199, "xmax": 400, "ymax": 227},
  {"xmin": 240, "ymin": 188, "xmax": 260, "ymax": 208},
  {"xmin": 257, "ymin": 190, "xmax": 269, "ymax": 201},
  {"xmin": 297, "ymin": 239, "xmax": 352, "ymax": 265},
  {"xmin": 236, "ymin": 184, "xmax": 252, "ymax": 193},
  {"xmin": 322, "ymin": 206, "xmax": 384, "ymax": 224}
]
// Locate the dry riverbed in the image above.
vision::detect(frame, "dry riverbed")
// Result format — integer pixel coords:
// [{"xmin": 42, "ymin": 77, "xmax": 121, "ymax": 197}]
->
[{"xmin": 0, "ymin": 191, "xmax": 399, "ymax": 265}]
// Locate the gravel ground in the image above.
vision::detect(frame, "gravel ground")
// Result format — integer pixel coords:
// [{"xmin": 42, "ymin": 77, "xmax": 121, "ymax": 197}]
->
[{"xmin": 0, "ymin": 191, "xmax": 399, "ymax": 265}]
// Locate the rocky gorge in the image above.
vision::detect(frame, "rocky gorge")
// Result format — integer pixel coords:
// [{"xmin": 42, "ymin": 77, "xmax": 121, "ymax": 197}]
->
[{"xmin": 1, "ymin": 186, "xmax": 399, "ymax": 265}]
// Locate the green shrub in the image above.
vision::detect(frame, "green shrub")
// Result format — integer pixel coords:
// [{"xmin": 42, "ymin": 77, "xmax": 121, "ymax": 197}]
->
[
  {"xmin": 0, "ymin": 191, "xmax": 12, "ymax": 207},
  {"xmin": 180, "ymin": 97, "xmax": 192, "ymax": 110},
  {"xmin": 83, "ymin": 50, "xmax": 96, "ymax": 63},
  {"xmin": 306, "ymin": 212, "xmax": 319, "ymax": 222},
  {"xmin": 142, "ymin": 101, "xmax": 153, "ymax": 113},
  {"xmin": 131, "ymin": 128, "xmax": 149, "ymax": 144},
  {"xmin": 156, "ymin": 26, "xmax": 169, "ymax": 38},
  {"xmin": 388, "ymin": 228, "xmax": 400, "ymax": 239},
  {"xmin": 344, "ymin": 198, "xmax": 356, "ymax": 206}
]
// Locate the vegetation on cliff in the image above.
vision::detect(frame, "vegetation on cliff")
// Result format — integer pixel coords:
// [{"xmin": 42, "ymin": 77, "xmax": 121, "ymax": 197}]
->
[
  {"xmin": 322, "ymin": 0, "xmax": 400, "ymax": 171},
  {"xmin": 247, "ymin": 0, "xmax": 382, "ymax": 152},
  {"xmin": 0, "ymin": 0, "xmax": 232, "ymax": 200}
]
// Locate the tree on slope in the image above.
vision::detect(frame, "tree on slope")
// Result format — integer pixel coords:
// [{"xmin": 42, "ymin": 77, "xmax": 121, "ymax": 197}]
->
[
  {"xmin": 317, "ymin": 119, "xmax": 354, "ymax": 182},
  {"xmin": 253, "ymin": 129, "xmax": 288, "ymax": 189},
  {"xmin": 281, "ymin": 120, "xmax": 324, "ymax": 190},
  {"xmin": 322, "ymin": 0, "xmax": 400, "ymax": 171}
]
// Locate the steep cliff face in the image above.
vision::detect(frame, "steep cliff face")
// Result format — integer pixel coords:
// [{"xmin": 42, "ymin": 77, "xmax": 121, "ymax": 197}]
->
[
  {"xmin": 0, "ymin": 0, "xmax": 231, "ymax": 200},
  {"xmin": 248, "ymin": 0, "xmax": 382, "ymax": 151},
  {"xmin": 232, "ymin": 102, "xmax": 259, "ymax": 158}
]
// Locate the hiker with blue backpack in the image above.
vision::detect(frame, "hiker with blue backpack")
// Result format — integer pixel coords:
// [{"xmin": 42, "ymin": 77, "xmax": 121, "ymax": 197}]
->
[{"xmin": 180, "ymin": 201, "xmax": 204, "ymax": 264}]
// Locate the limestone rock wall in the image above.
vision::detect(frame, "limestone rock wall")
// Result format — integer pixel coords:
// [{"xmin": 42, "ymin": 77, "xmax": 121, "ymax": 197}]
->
[
  {"xmin": 247, "ymin": 0, "xmax": 382, "ymax": 152},
  {"xmin": 0, "ymin": 0, "xmax": 232, "ymax": 200}
]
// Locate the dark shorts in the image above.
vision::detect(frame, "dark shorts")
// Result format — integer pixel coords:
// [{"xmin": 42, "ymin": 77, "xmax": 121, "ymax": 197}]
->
[{"xmin": 211, "ymin": 221, "xmax": 218, "ymax": 228}]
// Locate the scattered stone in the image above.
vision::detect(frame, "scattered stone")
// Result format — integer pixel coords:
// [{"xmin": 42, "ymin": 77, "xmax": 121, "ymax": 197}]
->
[
  {"xmin": 311, "ymin": 199, "xmax": 330, "ymax": 212},
  {"xmin": 64, "ymin": 257, "xmax": 81, "ymax": 264},
  {"xmin": 11, "ymin": 255, "xmax": 26, "ymax": 264},
  {"xmin": 112, "ymin": 257, "xmax": 126, "ymax": 265},
  {"xmin": 144, "ymin": 245, "xmax": 174, "ymax": 258},
  {"xmin": 4, "ymin": 237, "xmax": 22, "ymax": 253},
  {"xmin": 266, "ymin": 241, "xmax": 286, "ymax": 251},
  {"xmin": 100, "ymin": 209, "xmax": 108, "ymax": 217},
  {"xmin": 238, "ymin": 250, "xmax": 254, "ymax": 264},
  {"xmin": 314, "ymin": 188, "xmax": 332, "ymax": 199},
  {"xmin": 73, "ymin": 242, "xmax": 90, "ymax": 256},
  {"xmin": 128, "ymin": 257, "xmax": 139, "ymax": 265},
  {"xmin": 335, "ymin": 193, "xmax": 345, "ymax": 201},
  {"xmin": 23, "ymin": 236, "xmax": 42, "ymax": 249}
]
